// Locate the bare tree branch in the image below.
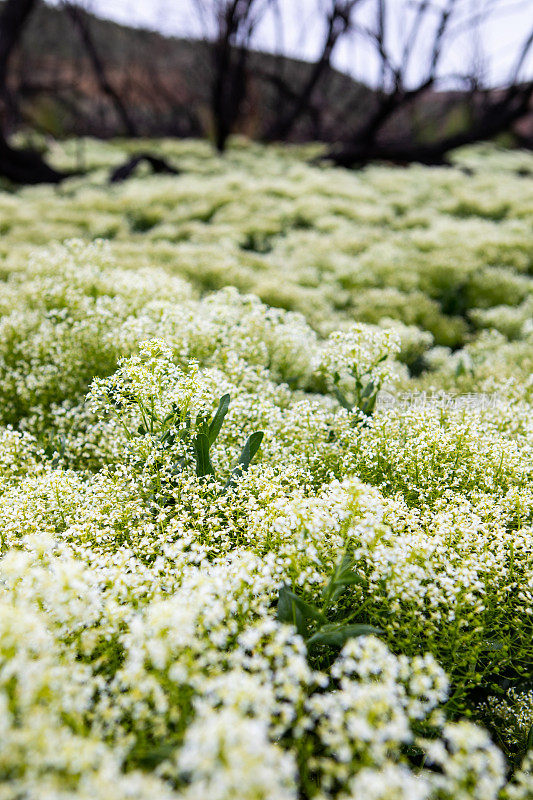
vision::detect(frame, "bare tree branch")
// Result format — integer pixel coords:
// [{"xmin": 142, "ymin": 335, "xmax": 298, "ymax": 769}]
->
[
  {"xmin": 325, "ymin": 0, "xmax": 533, "ymax": 166},
  {"xmin": 63, "ymin": 2, "xmax": 137, "ymax": 136},
  {"xmin": 327, "ymin": 78, "xmax": 533, "ymax": 166},
  {"xmin": 264, "ymin": 0, "xmax": 363, "ymax": 141}
]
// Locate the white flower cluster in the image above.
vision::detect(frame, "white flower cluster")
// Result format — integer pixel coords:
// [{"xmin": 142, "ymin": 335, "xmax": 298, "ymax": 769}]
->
[
  {"xmin": 480, "ymin": 689, "xmax": 533, "ymax": 757},
  {"xmin": 1, "ymin": 138, "xmax": 531, "ymax": 357},
  {"xmin": 0, "ymin": 138, "xmax": 531, "ymax": 798},
  {"xmin": 0, "ymin": 537, "xmax": 514, "ymax": 800}
]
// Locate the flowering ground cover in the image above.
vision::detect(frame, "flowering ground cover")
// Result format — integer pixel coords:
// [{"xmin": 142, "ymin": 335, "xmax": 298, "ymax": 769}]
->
[{"xmin": 0, "ymin": 139, "xmax": 532, "ymax": 799}]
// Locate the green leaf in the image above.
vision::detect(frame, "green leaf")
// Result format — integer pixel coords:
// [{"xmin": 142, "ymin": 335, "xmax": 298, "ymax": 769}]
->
[
  {"xmin": 322, "ymin": 554, "xmax": 362, "ymax": 605},
  {"xmin": 334, "ymin": 387, "xmax": 352, "ymax": 411},
  {"xmin": 224, "ymin": 431, "xmax": 264, "ymax": 490},
  {"xmin": 277, "ymin": 585, "xmax": 306, "ymax": 636},
  {"xmin": 238, "ymin": 430, "xmax": 264, "ymax": 469},
  {"xmin": 135, "ymin": 742, "xmax": 178, "ymax": 769},
  {"xmin": 360, "ymin": 380, "xmax": 376, "ymax": 399},
  {"xmin": 334, "ymin": 553, "xmax": 355, "ymax": 579},
  {"xmin": 163, "ymin": 403, "xmax": 181, "ymax": 423},
  {"xmin": 208, "ymin": 394, "xmax": 230, "ymax": 446},
  {"xmin": 195, "ymin": 412, "xmax": 209, "ymax": 436},
  {"xmin": 366, "ymin": 394, "xmax": 378, "ymax": 415},
  {"xmin": 277, "ymin": 586, "xmax": 326, "ymax": 635},
  {"xmin": 329, "ymin": 579, "xmax": 360, "ymax": 605},
  {"xmin": 193, "ymin": 433, "xmax": 214, "ymax": 477},
  {"xmin": 335, "ymin": 573, "xmax": 363, "ymax": 587},
  {"xmin": 287, "ymin": 592, "xmax": 325, "ymax": 624},
  {"xmin": 307, "ymin": 623, "xmax": 382, "ymax": 649},
  {"xmin": 160, "ymin": 429, "xmax": 176, "ymax": 446}
]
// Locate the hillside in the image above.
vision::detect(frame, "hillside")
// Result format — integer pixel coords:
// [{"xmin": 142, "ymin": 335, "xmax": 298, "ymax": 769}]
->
[
  {"xmin": 10, "ymin": 1, "xmax": 372, "ymax": 139},
  {"xmin": 8, "ymin": 1, "xmax": 530, "ymax": 145}
]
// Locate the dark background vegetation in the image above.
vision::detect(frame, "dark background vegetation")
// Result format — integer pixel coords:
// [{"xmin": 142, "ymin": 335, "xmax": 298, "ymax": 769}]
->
[{"xmin": 0, "ymin": 0, "xmax": 531, "ymax": 182}]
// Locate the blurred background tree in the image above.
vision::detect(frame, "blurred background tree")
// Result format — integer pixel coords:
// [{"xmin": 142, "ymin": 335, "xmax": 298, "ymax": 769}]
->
[
  {"xmin": 0, "ymin": 0, "xmax": 65, "ymax": 181},
  {"xmin": 0, "ymin": 0, "xmax": 531, "ymax": 181}
]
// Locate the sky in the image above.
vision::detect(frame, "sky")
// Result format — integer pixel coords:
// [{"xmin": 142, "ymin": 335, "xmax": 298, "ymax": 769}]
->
[{"xmin": 46, "ymin": 0, "xmax": 533, "ymax": 88}]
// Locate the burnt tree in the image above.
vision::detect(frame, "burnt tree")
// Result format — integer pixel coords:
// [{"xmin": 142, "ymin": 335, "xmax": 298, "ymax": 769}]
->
[
  {"xmin": 263, "ymin": 0, "xmax": 362, "ymax": 141},
  {"xmin": 324, "ymin": 0, "xmax": 533, "ymax": 166},
  {"xmin": 0, "ymin": 0, "xmax": 65, "ymax": 183},
  {"xmin": 194, "ymin": 0, "xmax": 278, "ymax": 152},
  {"xmin": 63, "ymin": 2, "xmax": 137, "ymax": 137}
]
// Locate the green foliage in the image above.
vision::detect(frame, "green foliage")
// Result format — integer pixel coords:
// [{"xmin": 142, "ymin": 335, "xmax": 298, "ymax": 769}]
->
[
  {"xmin": 277, "ymin": 552, "xmax": 381, "ymax": 658},
  {"xmin": 107, "ymin": 383, "xmax": 264, "ymax": 503},
  {"xmin": 0, "ymin": 142, "xmax": 532, "ymax": 799},
  {"xmin": 332, "ymin": 359, "xmax": 386, "ymax": 417}
]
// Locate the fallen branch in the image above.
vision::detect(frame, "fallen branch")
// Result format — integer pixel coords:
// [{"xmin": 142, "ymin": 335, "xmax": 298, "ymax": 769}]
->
[
  {"xmin": 109, "ymin": 153, "xmax": 180, "ymax": 183},
  {"xmin": 0, "ymin": 135, "xmax": 66, "ymax": 184}
]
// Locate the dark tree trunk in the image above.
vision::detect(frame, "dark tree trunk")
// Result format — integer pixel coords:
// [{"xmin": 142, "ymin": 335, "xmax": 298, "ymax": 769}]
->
[
  {"xmin": 210, "ymin": 0, "xmax": 260, "ymax": 154},
  {"xmin": 212, "ymin": 38, "xmax": 249, "ymax": 153},
  {"xmin": 0, "ymin": 0, "xmax": 66, "ymax": 184},
  {"xmin": 212, "ymin": 36, "xmax": 233, "ymax": 153},
  {"xmin": 0, "ymin": 0, "xmax": 36, "ymax": 98}
]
